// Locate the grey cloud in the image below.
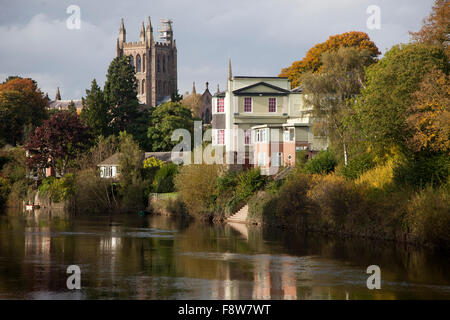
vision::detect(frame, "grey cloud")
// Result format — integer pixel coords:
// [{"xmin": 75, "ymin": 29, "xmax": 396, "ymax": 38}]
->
[{"xmin": 0, "ymin": 0, "xmax": 434, "ymax": 100}]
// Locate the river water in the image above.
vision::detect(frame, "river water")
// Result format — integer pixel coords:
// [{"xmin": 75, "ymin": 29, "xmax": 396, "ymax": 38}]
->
[{"xmin": 0, "ymin": 208, "xmax": 449, "ymax": 300}]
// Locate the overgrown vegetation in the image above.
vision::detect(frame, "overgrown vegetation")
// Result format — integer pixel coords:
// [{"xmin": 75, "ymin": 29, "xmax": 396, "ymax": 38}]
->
[
  {"xmin": 38, "ymin": 174, "xmax": 75, "ymax": 203},
  {"xmin": 248, "ymin": 166, "xmax": 450, "ymax": 250}
]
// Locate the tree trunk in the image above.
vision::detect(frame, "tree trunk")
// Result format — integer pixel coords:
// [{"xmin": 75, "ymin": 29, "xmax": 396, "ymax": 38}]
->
[{"xmin": 343, "ymin": 142, "xmax": 348, "ymax": 166}]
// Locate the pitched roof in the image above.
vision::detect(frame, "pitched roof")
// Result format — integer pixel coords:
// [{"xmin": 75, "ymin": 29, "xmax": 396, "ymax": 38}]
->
[
  {"xmin": 97, "ymin": 153, "xmax": 121, "ymax": 166},
  {"xmin": 232, "ymin": 81, "xmax": 291, "ymax": 96},
  {"xmin": 48, "ymin": 100, "xmax": 83, "ymax": 109}
]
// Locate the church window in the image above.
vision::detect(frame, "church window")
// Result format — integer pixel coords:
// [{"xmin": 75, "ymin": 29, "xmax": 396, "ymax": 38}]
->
[
  {"xmin": 129, "ymin": 55, "xmax": 134, "ymax": 68},
  {"xmin": 163, "ymin": 56, "xmax": 166, "ymax": 73},
  {"xmin": 142, "ymin": 79, "xmax": 145, "ymax": 94},
  {"xmin": 137, "ymin": 80, "xmax": 140, "ymax": 94},
  {"xmin": 136, "ymin": 54, "xmax": 141, "ymax": 72},
  {"xmin": 143, "ymin": 54, "xmax": 146, "ymax": 72},
  {"xmin": 205, "ymin": 109, "xmax": 210, "ymax": 123},
  {"xmin": 157, "ymin": 56, "xmax": 160, "ymax": 72}
]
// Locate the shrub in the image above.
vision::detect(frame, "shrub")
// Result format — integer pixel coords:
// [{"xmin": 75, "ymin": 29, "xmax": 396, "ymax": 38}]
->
[
  {"xmin": 247, "ymin": 191, "xmax": 278, "ymax": 225},
  {"xmin": 39, "ymin": 174, "xmax": 75, "ymax": 203},
  {"xmin": 404, "ymin": 183, "xmax": 450, "ymax": 250},
  {"xmin": 356, "ymin": 161, "xmax": 394, "ymax": 190},
  {"xmin": 153, "ymin": 163, "xmax": 178, "ymax": 193},
  {"xmin": 307, "ymin": 174, "xmax": 364, "ymax": 230},
  {"xmin": 74, "ymin": 169, "xmax": 118, "ymax": 213},
  {"xmin": 121, "ymin": 178, "xmax": 146, "ymax": 210},
  {"xmin": 143, "ymin": 156, "xmax": 163, "ymax": 169},
  {"xmin": 305, "ymin": 150, "xmax": 337, "ymax": 175},
  {"xmin": 174, "ymin": 164, "xmax": 224, "ymax": 219},
  {"xmin": 235, "ymin": 168, "xmax": 266, "ymax": 201},
  {"xmin": 216, "ymin": 170, "xmax": 238, "ymax": 194},
  {"xmin": 0, "ymin": 177, "xmax": 11, "ymax": 211},
  {"xmin": 339, "ymin": 153, "xmax": 375, "ymax": 180},
  {"xmin": 394, "ymin": 152, "xmax": 449, "ymax": 189},
  {"xmin": 276, "ymin": 173, "xmax": 313, "ymax": 228},
  {"xmin": 151, "ymin": 197, "xmax": 187, "ymax": 216}
]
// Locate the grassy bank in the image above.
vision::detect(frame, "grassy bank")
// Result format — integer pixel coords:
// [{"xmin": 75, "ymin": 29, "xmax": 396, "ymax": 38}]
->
[
  {"xmin": 247, "ymin": 165, "xmax": 449, "ymax": 250},
  {"xmin": 173, "ymin": 160, "xmax": 449, "ymax": 251}
]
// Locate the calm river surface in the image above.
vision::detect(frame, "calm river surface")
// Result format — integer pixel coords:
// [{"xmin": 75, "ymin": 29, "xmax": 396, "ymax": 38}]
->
[{"xmin": 0, "ymin": 208, "xmax": 449, "ymax": 300}]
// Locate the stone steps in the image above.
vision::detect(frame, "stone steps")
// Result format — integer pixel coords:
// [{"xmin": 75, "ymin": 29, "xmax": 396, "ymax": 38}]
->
[{"xmin": 227, "ymin": 204, "xmax": 248, "ymax": 223}]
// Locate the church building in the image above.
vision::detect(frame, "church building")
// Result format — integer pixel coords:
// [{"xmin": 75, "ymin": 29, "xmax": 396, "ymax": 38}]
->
[{"xmin": 116, "ymin": 17, "xmax": 177, "ymax": 107}]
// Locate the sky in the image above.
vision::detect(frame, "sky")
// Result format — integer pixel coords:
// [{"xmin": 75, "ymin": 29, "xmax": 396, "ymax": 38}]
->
[{"xmin": 0, "ymin": 0, "xmax": 435, "ymax": 100}]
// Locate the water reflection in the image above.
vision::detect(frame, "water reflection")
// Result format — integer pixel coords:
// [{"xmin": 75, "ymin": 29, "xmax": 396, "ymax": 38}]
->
[{"xmin": 0, "ymin": 208, "xmax": 449, "ymax": 300}]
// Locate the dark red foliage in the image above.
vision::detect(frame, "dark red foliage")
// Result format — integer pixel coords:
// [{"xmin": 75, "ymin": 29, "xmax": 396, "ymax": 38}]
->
[{"xmin": 26, "ymin": 111, "xmax": 92, "ymax": 176}]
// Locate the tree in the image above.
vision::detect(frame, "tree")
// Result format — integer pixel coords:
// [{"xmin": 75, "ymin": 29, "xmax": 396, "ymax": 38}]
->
[
  {"xmin": 171, "ymin": 90, "xmax": 183, "ymax": 102},
  {"xmin": 118, "ymin": 132, "xmax": 146, "ymax": 208},
  {"xmin": 68, "ymin": 100, "xmax": 77, "ymax": 114},
  {"xmin": 26, "ymin": 111, "xmax": 92, "ymax": 177},
  {"xmin": 182, "ymin": 93, "xmax": 202, "ymax": 118},
  {"xmin": 81, "ymin": 79, "xmax": 110, "ymax": 137},
  {"xmin": 356, "ymin": 43, "xmax": 448, "ymax": 155},
  {"xmin": 410, "ymin": 0, "xmax": 450, "ymax": 57},
  {"xmin": 0, "ymin": 77, "xmax": 48, "ymax": 145},
  {"xmin": 103, "ymin": 56, "xmax": 140, "ymax": 135},
  {"xmin": 118, "ymin": 132, "xmax": 142, "ymax": 189},
  {"xmin": 127, "ymin": 108, "xmax": 153, "ymax": 151},
  {"xmin": 280, "ymin": 31, "xmax": 380, "ymax": 88},
  {"xmin": 301, "ymin": 47, "xmax": 375, "ymax": 164},
  {"xmin": 147, "ymin": 101, "xmax": 194, "ymax": 151},
  {"xmin": 406, "ymin": 69, "xmax": 449, "ymax": 153},
  {"xmin": 75, "ymin": 135, "xmax": 119, "ymax": 171}
]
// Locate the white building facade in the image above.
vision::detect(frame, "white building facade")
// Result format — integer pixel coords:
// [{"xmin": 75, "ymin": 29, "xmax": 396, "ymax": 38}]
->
[{"xmin": 211, "ymin": 60, "xmax": 328, "ymax": 172}]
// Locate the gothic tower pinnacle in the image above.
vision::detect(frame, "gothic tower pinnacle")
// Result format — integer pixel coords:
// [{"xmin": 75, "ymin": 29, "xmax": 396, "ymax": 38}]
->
[
  {"xmin": 140, "ymin": 22, "xmax": 145, "ymax": 43},
  {"xmin": 146, "ymin": 16, "xmax": 153, "ymax": 46},
  {"xmin": 119, "ymin": 18, "xmax": 126, "ymax": 44},
  {"xmin": 55, "ymin": 87, "xmax": 61, "ymax": 100}
]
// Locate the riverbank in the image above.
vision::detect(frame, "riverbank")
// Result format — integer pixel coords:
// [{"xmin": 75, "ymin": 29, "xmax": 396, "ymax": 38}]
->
[{"xmin": 172, "ymin": 163, "xmax": 450, "ymax": 251}]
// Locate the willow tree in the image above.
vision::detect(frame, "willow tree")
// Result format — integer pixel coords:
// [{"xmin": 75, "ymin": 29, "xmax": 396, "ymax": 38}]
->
[{"xmin": 301, "ymin": 47, "xmax": 375, "ymax": 165}]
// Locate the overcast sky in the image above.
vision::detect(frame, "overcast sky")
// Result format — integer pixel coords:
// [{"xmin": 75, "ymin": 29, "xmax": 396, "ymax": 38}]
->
[{"xmin": 0, "ymin": 0, "xmax": 434, "ymax": 100}]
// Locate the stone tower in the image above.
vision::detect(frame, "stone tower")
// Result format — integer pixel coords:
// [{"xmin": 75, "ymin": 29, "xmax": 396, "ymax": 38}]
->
[{"xmin": 116, "ymin": 17, "xmax": 177, "ymax": 107}]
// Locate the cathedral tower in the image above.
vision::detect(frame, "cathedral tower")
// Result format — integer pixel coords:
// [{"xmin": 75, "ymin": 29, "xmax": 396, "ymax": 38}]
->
[{"xmin": 116, "ymin": 17, "xmax": 177, "ymax": 107}]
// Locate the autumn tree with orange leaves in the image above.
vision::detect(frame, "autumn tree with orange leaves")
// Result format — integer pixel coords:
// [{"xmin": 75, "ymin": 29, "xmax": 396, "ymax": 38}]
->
[
  {"xmin": 410, "ymin": 0, "xmax": 450, "ymax": 57},
  {"xmin": 0, "ymin": 77, "xmax": 48, "ymax": 146},
  {"xmin": 407, "ymin": 69, "xmax": 449, "ymax": 153},
  {"xmin": 279, "ymin": 31, "xmax": 380, "ymax": 88}
]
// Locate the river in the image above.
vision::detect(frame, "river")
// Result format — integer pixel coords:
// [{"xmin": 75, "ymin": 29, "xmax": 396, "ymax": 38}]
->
[{"xmin": 0, "ymin": 208, "xmax": 449, "ymax": 299}]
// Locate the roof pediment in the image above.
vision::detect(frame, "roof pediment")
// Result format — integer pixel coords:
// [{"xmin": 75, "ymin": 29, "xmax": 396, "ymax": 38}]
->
[{"xmin": 233, "ymin": 82, "xmax": 290, "ymax": 96}]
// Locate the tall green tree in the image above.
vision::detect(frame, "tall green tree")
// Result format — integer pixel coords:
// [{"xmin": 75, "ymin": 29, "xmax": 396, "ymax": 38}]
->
[
  {"xmin": 302, "ymin": 47, "xmax": 375, "ymax": 164},
  {"xmin": 356, "ymin": 43, "xmax": 448, "ymax": 155},
  {"xmin": 118, "ymin": 131, "xmax": 142, "ymax": 189},
  {"xmin": 147, "ymin": 101, "xmax": 194, "ymax": 151},
  {"xmin": 103, "ymin": 56, "xmax": 140, "ymax": 135},
  {"xmin": 81, "ymin": 79, "xmax": 109, "ymax": 137}
]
